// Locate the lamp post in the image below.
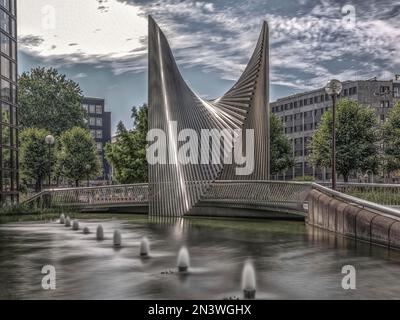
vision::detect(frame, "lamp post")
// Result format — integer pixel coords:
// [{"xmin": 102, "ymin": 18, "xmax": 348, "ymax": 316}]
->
[
  {"xmin": 325, "ymin": 79, "xmax": 342, "ymax": 190},
  {"xmin": 85, "ymin": 164, "xmax": 91, "ymax": 187},
  {"xmin": 45, "ymin": 135, "xmax": 55, "ymax": 188}
]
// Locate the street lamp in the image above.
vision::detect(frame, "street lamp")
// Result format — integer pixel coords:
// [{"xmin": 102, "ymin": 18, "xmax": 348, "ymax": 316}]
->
[
  {"xmin": 325, "ymin": 79, "xmax": 343, "ymax": 190},
  {"xmin": 45, "ymin": 135, "xmax": 55, "ymax": 188},
  {"xmin": 85, "ymin": 164, "xmax": 91, "ymax": 187}
]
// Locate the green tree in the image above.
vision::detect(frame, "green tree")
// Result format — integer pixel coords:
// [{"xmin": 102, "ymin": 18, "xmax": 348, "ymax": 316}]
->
[
  {"xmin": 20, "ymin": 128, "xmax": 54, "ymax": 192},
  {"xmin": 57, "ymin": 127, "xmax": 100, "ymax": 187},
  {"xmin": 270, "ymin": 113, "xmax": 294, "ymax": 176},
  {"xmin": 309, "ymin": 99, "xmax": 379, "ymax": 182},
  {"xmin": 105, "ymin": 104, "xmax": 148, "ymax": 184},
  {"xmin": 18, "ymin": 67, "xmax": 87, "ymax": 136},
  {"xmin": 382, "ymin": 102, "xmax": 400, "ymax": 177}
]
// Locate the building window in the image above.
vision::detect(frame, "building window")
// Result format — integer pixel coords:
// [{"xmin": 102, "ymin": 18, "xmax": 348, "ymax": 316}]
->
[
  {"xmin": 0, "ymin": 0, "xmax": 10, "ymax": 11},
  {"xmin": 89, "ymin": 104, "xmax": 96, "ymax": 114},
  {"xmin": 96, "ymin": 142, "xmax": 103, "ymax": 152},
  {"xmin": 349, "ymin": 87, "xmax": 357, "ymax": 95},
  {"xmin": 1, "ymin": 78, "xmax": 10, "ymax": 101},
  {"xmin": 1, "ymin": 55, "xmax": 8, "ymax": 77},
  {"xmin": 0, "ymin": 9, "xmax": 9, "ymax": 34},
  {"xmin": 304, "ymin": 123, "xmax": 314, "ymax": 131},
  {"xmin": 380, "ymin": 86, "xmax": 390, "ymax": 94},
  {"xmin": 1, "ymin": 32, "xmax": 10, "ymax": 57},
  {"xmin": 394, "ymin": 87, "xmax": 400, "ymax": 98},
  {"xmin": 1, "ymin": 102, "xmax": 10, "ymax": 123},
  {"xmin": 89, "ymin": 117, "xmax": 96, "ymax": 126},
  {"xmin": 96, "ymin": 130, "xmax": 103, "ymax": 139},
  {"xmin": 299, "ymin": 100, "xmax": 303, "ymax": 107},
  {"xmin": 295, "ymin": 150, "xmax": 303, "ymax": 157},
  {"xmin": 96, "ymin": 105, "xmax": 103, "ymax": 114},
  {"xmin": 96, "ymin": 118, "xmax": 103, "ymax": 126}
]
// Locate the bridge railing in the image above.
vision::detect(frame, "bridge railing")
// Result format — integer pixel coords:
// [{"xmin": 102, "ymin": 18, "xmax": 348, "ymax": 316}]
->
[
  {"xmin": 329, "ymin": 183, "xmax": 400, "ymax": 207},
  {"xmin": 23, "ymin": 181, "xmax": 400, "ymax": 215},
  {"xmin": 311, "ymin": 183, "xmax": 400, "ymax": 219},
  {"xmin": 200, "ymin": 180, "xmax": 312, "ymax": 214},
  {"xmin": 24, "ymin": 184, "xmax": 149, "ymax": 209}
]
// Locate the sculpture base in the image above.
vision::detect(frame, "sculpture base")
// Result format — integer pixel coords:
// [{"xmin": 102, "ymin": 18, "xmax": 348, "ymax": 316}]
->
[{"xmin": 243, "ymin": 289, "xmax": 256, "ymax": 300}]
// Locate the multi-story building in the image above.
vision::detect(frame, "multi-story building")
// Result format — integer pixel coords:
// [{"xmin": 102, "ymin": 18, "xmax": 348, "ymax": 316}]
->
[
  {"xmin": 0, "ymin": 0, "xmax": 17, "ymax": 204},
  {"xmin": 82, "ymin": 97, "xmax": 111, "ymax": 182},
  {"xmin": 271, "ymin": 77, "xmax": 400, "ymax": 181}
]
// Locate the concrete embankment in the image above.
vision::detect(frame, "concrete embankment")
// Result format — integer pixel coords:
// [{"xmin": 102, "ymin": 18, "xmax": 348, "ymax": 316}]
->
[{"xmin": 307, "ymin": 189, "xmax": 400, "ymax": 249}]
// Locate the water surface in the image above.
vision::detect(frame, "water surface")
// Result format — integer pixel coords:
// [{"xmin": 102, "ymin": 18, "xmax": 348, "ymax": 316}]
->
[{"xmin": 0, "ymin": 215, "xmax": 400, "ymax": 300}]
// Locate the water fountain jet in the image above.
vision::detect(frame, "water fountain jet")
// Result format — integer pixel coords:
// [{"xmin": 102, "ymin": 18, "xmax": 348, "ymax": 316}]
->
[
  {"xmin": 65, "ymin": 217, "xmax": 71, "ymax": 227},
  {"xmin": 242, "ymin": 261, "xmax": 256, "ymax": 299},
  {"xmin": 177, "ymin": 247, "xmax": 190, "ymax": 272},
  {"xmin": 140, "ymin": 237, "xmax": 150, "ymax": 257},
  {"xmin": 59, "ymin": 214, "xmax": 65, "ymax": 224},
  {"xmin": 113, "ymin": 230, "xmax": 122, "ymax": 247},
  {"xmin": 96, "ymin": 225, "xmax": 104, "ymax": 240},
  {"xmin": 72, "ymin": 220, "xmax": 79, "ymax": 231},
  {"xmin": 83, "ymin": 227, "xmax": 90, "ymax": 234}
]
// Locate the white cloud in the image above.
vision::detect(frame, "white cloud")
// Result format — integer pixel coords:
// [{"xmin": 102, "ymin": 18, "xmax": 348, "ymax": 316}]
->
[
  {"xmin": 18, "ymin": 0, "xmax": 400, "ymax": 92},
  {"xmin": 18, "ymin": 0, "xmax": 147, "ymax": 59},
  {"xmin": 74, "ymin": 73, "xmax": 88, "ymax": 78}
]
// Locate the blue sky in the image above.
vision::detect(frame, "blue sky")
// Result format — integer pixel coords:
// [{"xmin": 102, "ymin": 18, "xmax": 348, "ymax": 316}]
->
[{"xmin": 18, "ymin": 0, "xmax": 400, "ymax": 132}]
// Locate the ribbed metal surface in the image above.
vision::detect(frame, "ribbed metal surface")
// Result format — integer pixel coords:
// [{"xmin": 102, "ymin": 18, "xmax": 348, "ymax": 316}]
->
[{"xmin": 148, "ymin": 16, "xmax": 270, "ymax": 217}]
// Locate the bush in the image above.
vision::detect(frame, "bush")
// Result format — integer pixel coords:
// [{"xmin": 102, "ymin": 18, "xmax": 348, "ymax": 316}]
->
[{"xmin": 294, "ymin": 176, "xmax": 315, "ymax": 182}]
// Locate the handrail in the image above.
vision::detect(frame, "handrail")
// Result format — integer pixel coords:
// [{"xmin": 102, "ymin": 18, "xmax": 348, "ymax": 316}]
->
[
  {"xmin": 322, "ymin": 182, "xmax": 400, "ymax": 188},
  {"xmin": 311, "ymin": 183, "xmax": 400, "ymax": 219},
  {"xmin": 41, "ymin": 183, "xmax": 149, "ymax": 192}
]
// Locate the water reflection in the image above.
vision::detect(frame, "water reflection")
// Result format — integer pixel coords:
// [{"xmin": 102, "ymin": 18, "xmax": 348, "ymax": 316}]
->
[{"xmin": 0, "ymin": 215, "xmax": 400, "ymax": 300}]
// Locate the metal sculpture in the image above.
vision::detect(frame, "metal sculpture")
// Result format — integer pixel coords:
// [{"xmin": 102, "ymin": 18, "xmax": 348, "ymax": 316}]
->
[{"xmin": 148, "ymin": 16, "xmax": 270, "ymax": 217}]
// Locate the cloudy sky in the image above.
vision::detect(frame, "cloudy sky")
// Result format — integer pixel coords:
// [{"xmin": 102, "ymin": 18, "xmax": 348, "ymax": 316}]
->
[{"xmin": 18, "ymin": 0, "xmax": 400, "ymax": 132}]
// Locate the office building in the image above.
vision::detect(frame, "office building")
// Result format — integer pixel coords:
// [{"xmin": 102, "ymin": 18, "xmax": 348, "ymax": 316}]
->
[
  {"xmin": 82, "ymin": 97, "xmax": 111, "ymax": 181},
  {"xmin": 271, "ymin": 77, "xmax": 400, "ymax": 181},
  {"xmin": 0, "ymin": 0, "xmax": 17, "ymax": 204}
]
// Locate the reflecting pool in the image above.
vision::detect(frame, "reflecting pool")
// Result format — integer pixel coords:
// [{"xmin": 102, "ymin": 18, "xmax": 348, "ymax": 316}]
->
[{"xmin": 1, "ymin": 215, "xmax": 400, "ymax": 300}]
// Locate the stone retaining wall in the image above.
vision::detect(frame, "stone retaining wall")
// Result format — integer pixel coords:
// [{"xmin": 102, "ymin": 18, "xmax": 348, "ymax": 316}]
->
[{"xmin": 307, "ymin": 189, "xmax": 400, "ymax": 249}]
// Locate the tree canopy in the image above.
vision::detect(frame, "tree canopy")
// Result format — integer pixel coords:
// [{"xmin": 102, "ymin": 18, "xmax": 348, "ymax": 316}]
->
[
  {"xmin": 57, "ymin": 127, "xmax": 101, "ymax": 187},
  {"xmin": 309, "ymin": 99, "xmax": 379, "ymax": 182},
  {"xmin": 18, "ymin": 67, "xmax": 87, "ymax": 136},
  {"xmin": 270, "ymin": 113, "xmax": 294, "ymax": 176},
  {"xmin": 105, "ymin": 104, "xmax": 148, "ymax": 184},
  {"xmin": 382, "ymin": 102, "xmax": 400, "ymax": 177},
  {"xmin": 20, "ymin": 128, "xmax": 54, "ymax": 192}
]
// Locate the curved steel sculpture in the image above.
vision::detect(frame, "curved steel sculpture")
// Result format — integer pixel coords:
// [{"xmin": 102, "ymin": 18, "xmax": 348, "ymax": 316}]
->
[{"xmin": 148, "ymin": 16, "xmax": 270, "ymax": 217}]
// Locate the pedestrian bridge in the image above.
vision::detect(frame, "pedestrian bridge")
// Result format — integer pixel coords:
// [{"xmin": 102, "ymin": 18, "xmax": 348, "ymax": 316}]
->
[{"xmin": 24, "ymin": 181, "xmax": 400, "ymax": 218}]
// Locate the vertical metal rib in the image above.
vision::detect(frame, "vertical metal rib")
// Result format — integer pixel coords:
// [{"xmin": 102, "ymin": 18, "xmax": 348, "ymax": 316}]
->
[{"xmin": 148, "ymin": 16, "xmax": 270, "ymax": 217}]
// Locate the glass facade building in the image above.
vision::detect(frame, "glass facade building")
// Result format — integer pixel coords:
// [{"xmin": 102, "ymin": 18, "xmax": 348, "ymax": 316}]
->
[
  {"xmin": 0, "ymin": 0, "xmax": 17, "ymax": 204},
  {"xmin": 82, "ymin": 97, "xmax": 112, "ymax": 182}
]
